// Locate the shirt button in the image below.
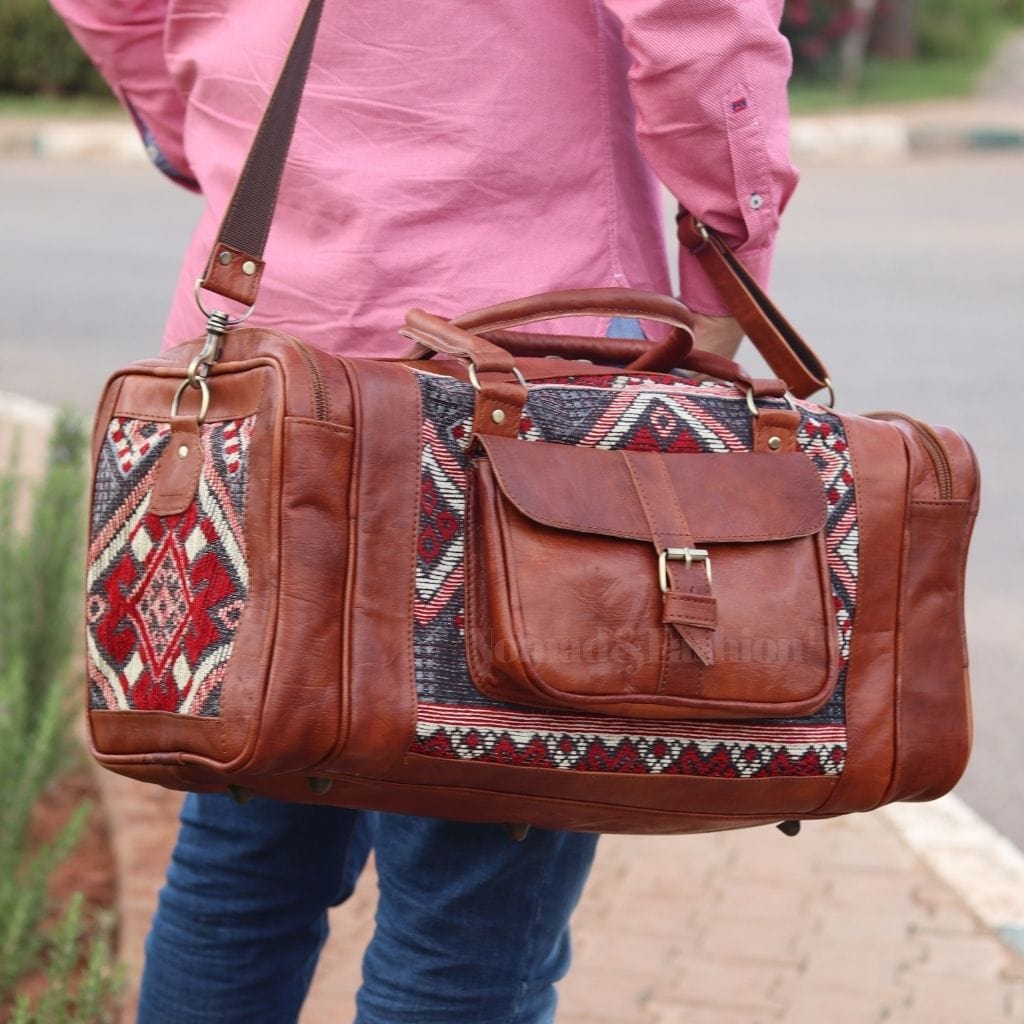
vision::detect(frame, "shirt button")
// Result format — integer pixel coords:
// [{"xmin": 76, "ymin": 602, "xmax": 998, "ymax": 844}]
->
[{"xmin": 749, "ymin": 193, "xmax": 764, "ymax": 210}]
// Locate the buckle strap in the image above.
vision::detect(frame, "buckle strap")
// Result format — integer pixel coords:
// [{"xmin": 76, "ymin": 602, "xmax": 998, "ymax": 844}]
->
[{"xmin": 622, "ymin": 451, "xmax": 716, "ymax": 667}]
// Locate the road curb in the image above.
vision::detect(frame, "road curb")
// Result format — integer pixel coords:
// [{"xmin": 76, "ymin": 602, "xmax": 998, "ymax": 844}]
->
[
  {"xmin": 790, "ymin": 113, "xmax": 1024, "ymax": 161},
  {"xmin": 0, "ymin": 390, "xmax": 59, "ymax": 474},
  {"xmin": 882, "ymin": 793, "xmax": 1024, "ymax": 956},
  {"xmin": 0, "ymin": 120, "xmax": 145, "ymax": 163},
  {"xmin": 0, "ymin": 390, "xmax": 59, "ymax": 429},
  {"xmin": 2, "ymin": 111, "xmax": 1024, "ymax": 165}
]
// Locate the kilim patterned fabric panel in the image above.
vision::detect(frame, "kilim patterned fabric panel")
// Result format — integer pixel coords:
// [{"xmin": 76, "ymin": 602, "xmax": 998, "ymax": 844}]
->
[
  {"xmin": 411, "ymin": 371, "xmax": 859, "ymax": 779},
  {"xmin": 87, "ymin": 416, "xmax": 255, "ymax": 717}
]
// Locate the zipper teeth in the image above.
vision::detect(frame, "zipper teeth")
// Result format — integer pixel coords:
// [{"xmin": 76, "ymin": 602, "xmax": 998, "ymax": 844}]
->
[
  {"xmin": 292, "ymin": 340, "xmax": 329, "ymax": 421},
  {"xmin": 870, "ymin": 412, "xmax": 954, "ymax": 500},
  {"xmin": 913, "ymin": 421, "xmax": 954, "ymax": 499}
]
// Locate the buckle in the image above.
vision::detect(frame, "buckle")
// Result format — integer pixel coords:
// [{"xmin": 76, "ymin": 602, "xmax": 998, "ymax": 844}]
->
[{"xmin": 658, "ymin": 547, "xmax": 712, "ymax": 593}]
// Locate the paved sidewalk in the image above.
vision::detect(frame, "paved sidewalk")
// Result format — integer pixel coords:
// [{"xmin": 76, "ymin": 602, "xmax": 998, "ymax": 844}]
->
[{"xmin": 93, "ymin": 770, "xmax": 1024, "ymax": 1024}]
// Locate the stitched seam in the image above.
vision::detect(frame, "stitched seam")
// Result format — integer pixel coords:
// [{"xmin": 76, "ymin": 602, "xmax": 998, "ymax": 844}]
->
[
  {"xmin": 478, "ymin": 307, "xmax": 685, "ymax": 332},
  {"xmin": 397, "ymin": 373, "xmax": 423, "ymax": 760},
  {"xmin": 591, "ymin": 0, "xmax": 626, "ymax": 285}
]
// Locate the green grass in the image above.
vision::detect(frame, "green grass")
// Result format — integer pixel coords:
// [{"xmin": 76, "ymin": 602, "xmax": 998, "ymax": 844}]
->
[{"xmin": 789, "ymin": 54, "xmax": 988, "ymax": 112}]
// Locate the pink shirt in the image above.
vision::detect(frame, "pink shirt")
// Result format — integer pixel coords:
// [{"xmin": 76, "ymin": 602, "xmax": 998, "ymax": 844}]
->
[{"xmin": 54, "ymin": 0, "xmax": 798, "ymax": 357}]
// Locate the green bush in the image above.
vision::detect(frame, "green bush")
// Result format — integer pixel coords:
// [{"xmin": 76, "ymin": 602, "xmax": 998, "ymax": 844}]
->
[
  {"xmin": 784, "ymin": 0, "xmax": 1021, "ymax": 81},
  {"xmin": 996, "ymin": 0, "xmax": 1024, "ymax": 23},
  {"xmin": 0, "ymin": 0, "xmax": 109, "ymax": 97},
  {"xmin": 917, "ymin": 0, "xmax": 1003, "ymax": 59},
  {"xmin": 0, "ymin": 413, "xmax": 88, "ymax": 732},
  {"xmin": 0, "ymin": 414, "xmax": 120, "ymax": 1022}
]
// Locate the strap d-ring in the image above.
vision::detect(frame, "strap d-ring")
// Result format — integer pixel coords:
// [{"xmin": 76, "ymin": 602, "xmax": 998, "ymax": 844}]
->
[
  {"xmin": 466, "ymin": 362, "xmax": 527, "ymax": 392},
  {"xmin": 741, "ymin": 383, "xmax": 759, "ymax": 418},
  {"xmin": 171, "ymin": 376, "xmax": 211, "ymax": 425},
  {"xmin": 194, "ymin": 279, "xmax": 256, "ymax": 326}
]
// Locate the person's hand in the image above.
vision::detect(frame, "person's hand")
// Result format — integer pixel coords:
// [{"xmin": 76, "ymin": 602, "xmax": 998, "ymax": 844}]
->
[{"xmin": 691, "ymin": 313, "xmax": 744, "ymax": 361}]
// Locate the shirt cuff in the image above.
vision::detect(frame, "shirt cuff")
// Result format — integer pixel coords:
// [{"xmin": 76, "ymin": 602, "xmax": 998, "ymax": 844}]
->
[{"xmin": 678, "ymin": 243, "xmax": 774, "ymax": 318}]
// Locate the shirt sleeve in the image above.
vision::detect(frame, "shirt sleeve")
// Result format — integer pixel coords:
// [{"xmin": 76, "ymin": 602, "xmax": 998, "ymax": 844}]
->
[
  {"xmin": 601, "ymin": 0, "xmax": 799, "ymax": 315},
  {"xmin": 50, "ymin": 0, "xmax": 197, "ymax": 189}
]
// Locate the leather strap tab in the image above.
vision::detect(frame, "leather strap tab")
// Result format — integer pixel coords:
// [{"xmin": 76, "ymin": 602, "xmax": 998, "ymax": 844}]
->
[
  {"xmin": 149, "ymin": 418, "xmax": 203, "ymax": 517},
  {"xmin": 200, "ymin": 243, "xmax": 265, "ymax": 307},
  {"xmin": 678, "ymin": 211, "xmax": 831, "ymax": 401},
  {"xmin": 471, "ymin": 379, "xmax": 525, "ymax": 438},
  {"xmin": 622, "ymin": 451, "xmax": 716, "ymax": 666},
  {"xmin": 663, "ymin": 592, "xmax": 719, "ymax": 631},
  {"xmin": 754, "ymin": 409, "xmax": 802, "ymax": 453}
]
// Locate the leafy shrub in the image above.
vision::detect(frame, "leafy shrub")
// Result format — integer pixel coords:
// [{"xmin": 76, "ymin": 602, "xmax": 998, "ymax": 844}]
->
[
  {"xmin": 782, "ymin": 0, "xmax": 857, "ymax": 78},
  {"xmin": 917, "ymin": 0, "xmax": 1003, "ymax": 59},
  {"xmin": 0, "ymin": 0, "xmax": 109, "ymax": 97},
  {"xmin": 783, "ymin": 0, "xmax": 1021, "ymax": 80},
  {"xmin": 0, "ymin": 414, "xmax": 120, "ymax": 1023}
]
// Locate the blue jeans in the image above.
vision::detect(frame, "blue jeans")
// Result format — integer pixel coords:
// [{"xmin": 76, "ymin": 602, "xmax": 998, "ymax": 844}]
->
[{"xmin": 137, "ymin": 795, "xmax": 599, "ymax": 1023}]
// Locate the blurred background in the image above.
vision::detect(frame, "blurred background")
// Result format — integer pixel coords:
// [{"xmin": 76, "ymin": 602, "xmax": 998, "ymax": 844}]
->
[{"xmin": 1, "ymin": 2, "xmax": 1023, "ymax": 1022}]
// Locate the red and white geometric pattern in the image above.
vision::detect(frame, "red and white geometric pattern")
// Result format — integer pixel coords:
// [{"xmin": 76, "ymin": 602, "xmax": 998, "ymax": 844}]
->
[
  {"xmin": 87, "ymin": 416, "xmax": 254, "ymax": 717},
  {"xmin": 415, "ymin": 704, "xmax": 847, "ymax": 777}
]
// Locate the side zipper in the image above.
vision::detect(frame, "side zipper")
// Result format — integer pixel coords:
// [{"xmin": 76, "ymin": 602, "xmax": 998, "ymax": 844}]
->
[
  {"xmin": 868, "ymin": 412, "xmax": 954, "ymax": 499},
  {"xmin": 291, "ymin": 339, "xmax": 330, "ymax": 421}
]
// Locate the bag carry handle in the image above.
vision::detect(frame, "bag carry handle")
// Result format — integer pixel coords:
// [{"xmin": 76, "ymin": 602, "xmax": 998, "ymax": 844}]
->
[
  {"xmin": 192, "ymin": 0, "xmax": 833, "ymax": 402},
  {"xmin": 455, "ymin": 288, "xmax": 695, "ymax": 374},
  {"xmin": 451, "ymin": 288, "xmax": 696, "ymax": 334}
]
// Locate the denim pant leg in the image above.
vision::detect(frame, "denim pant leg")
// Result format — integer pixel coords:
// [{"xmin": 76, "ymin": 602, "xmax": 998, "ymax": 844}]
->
[
  {"xmin": 356, "ymin": 815, "xmax": 599, "ymax": 1024},
  {"xmin": 136, "ymin": 792, "xmax": 369, "ymax": 1024}
]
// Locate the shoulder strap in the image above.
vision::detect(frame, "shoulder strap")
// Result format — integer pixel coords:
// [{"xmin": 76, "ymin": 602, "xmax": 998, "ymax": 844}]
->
[
  {"xmin": 677, "ymin": 213, "xmax": 832, "ymax": 402},
  {"xmin": 197, "ymin": 0, "xmax": 324, "ymax": 309}
]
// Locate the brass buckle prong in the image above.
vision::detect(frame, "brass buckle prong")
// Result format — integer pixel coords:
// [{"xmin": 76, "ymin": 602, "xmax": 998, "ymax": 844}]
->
[{"xmin": 658, "ymin": 547, "xmax": 712, "ymax": 593}]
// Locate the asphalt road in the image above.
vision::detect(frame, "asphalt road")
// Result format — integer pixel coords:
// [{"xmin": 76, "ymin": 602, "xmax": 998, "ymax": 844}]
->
[{"xmin": 2, "ymin": 152, "xmax": 1021, "ymax": 847}]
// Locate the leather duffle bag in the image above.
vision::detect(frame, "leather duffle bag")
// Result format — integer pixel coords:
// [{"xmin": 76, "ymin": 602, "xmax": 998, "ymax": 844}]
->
[{"xmin": 84, "ymin": 0, "xmax": 980, "ymax": 835}]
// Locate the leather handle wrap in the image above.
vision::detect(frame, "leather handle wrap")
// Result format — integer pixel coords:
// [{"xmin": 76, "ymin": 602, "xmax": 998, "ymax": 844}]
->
[
  {"xmin": 402, "ymin": 309, "xmax": 518, "ymax": 374},
  {"xmin": 481, "ymin": 330, "xmax": 649, "ymax": 365}
]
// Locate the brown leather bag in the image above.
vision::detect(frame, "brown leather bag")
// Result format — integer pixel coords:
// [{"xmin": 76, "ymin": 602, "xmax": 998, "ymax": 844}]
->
[{"xmin": 84, "ymin": 0, "xmax": 979, "ymax": 835}]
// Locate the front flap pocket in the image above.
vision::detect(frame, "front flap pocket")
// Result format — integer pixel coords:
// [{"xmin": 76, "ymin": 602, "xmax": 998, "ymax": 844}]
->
[{"xmin": 466, "ymin": 436, "xmax": 838, "ymax": 719}]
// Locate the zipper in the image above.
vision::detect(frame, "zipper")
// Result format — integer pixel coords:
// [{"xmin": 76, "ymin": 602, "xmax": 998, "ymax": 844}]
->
[
  {"xmin": 869, "ymin": 412, "xmax": 954, "ymax": 500},
  {"xmin": 291, "ymin": 339, "xmax": 330, "ymax": 421}
]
